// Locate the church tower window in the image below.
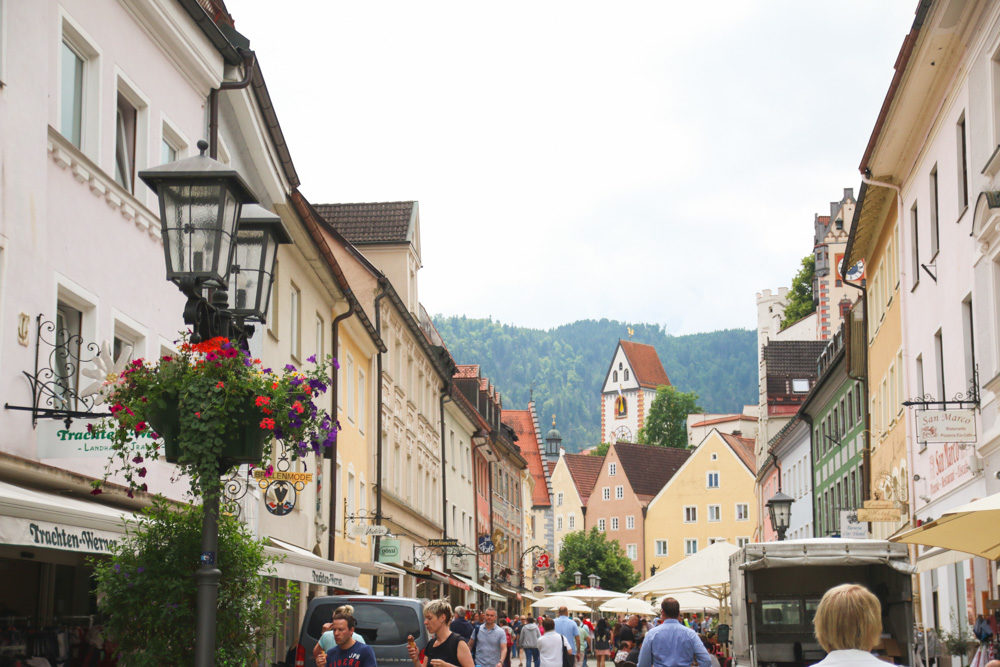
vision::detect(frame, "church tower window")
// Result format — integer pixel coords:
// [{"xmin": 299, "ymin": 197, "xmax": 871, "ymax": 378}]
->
[
  {"xmin": 615, "ymin": 395, "xmax": 627, "ymax": 418},
  {"xmin": 624, "ymin": 369, "xmax": 629, "ymax": 381}
]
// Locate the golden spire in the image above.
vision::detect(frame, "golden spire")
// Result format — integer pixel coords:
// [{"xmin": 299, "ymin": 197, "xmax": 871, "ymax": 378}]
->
[
  {"xmin": 627, "ymin": 326, "xmax": 635, "ymax": 339},
  {"xmin": 552, "ymin": 414, "xmax": 556, "ymax": 427}
]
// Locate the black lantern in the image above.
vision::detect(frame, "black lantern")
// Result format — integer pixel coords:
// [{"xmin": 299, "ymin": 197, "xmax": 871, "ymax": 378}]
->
[
  {"xmin": 574, "ymin": 570, "xmax": 582, "ymax": 586},
  {"xmin": 139, "ymin": 140, "xmax": 256, "ymax": 288},
  {"xmin": 588, "ymin": 573, "xmax": 600, "ymax": 589},
  {"xmin": 227, "ymin": 204, "xmax": 291, "ymax": 321},
  {"xmin": 766, "ymin": 491, "xmax": 794, "ymax": 541}
]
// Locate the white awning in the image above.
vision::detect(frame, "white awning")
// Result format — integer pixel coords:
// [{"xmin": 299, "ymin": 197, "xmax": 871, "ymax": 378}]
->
[
  {"xmin": 914, "ymin": 547, "xmax": 975, "ymax": 573},
  {"xmin": 264, "ymin": 536, "xmax": 362, "ymax": 591},
  {"xmin": 0, "ymin": 480, "xmax": 130, "ymax": 555},
  {"xmin": 452, "ymin": 573, "xmax": 504, "ymax": 600},
  {"xmin": 345, "ymin": 561, "xmax": 406, "ymax": 578}
]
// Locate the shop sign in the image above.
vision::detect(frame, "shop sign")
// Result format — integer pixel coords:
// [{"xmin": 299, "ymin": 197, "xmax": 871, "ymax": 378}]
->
[
  {"xmin": 477, "ymin": 535, "xmax": 495, "ymax": 554},
  {"xmin": 0, "ymin": 516, "xmax": 119, "ymax": 554},
  {"xmin": 36, "ymin": 418, "xmax": 162, "ymax": 459},
  {"xmin": 535, "ymin": 553, "xmax": 551, "ymax": 569},
  {"xmin": 428, "ymin": 538, "xmax": 459, "ymax": 548},
  {"xmin": 379, "ymin": 537, "xmax": 402, "ymax": 564},
  {"xmin": 915, "ymin": 409, "xmax": 977, "ymax": 444},
  {"xmin": 863, "ymin": 500, "xmax": 897, "ymax": 510},
  {"xmin": 855, "ymin": 508, "xmax": 901, "ymax": 522},
  {"xmin": 839, "ymin": 510, "xmax": 869, "ymax": 539},
  {"xmin": 533, "ymin": 585, "xmax": 545, "ymax": 593},
  {"xmin": 365, "ymin": 525, "xmax": 390, "ymax": 537}
]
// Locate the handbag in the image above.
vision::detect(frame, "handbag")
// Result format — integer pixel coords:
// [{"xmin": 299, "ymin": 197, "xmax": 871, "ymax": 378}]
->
[{"xmin": 562, "ymin": 638, "xmax": 576, "ymax": 667}]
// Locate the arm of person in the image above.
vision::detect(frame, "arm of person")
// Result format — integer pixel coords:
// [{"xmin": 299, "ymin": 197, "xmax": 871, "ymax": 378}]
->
[
  {"xmin": 455, "ymin": 637, "xmax": 476, "ymax": 667},
  {"xmin": 406, "ymin": 636, "xmax": 428, "ymax": 667},
  {"xmin": 498, "ymin": 634, "xmax": 508, "ymax": 667},
  {"xmin": 313, "ymin": 641, "xmax": 326, "ymax": 667},
  {"xmin": 636, "ymin": 637, "xmax": 653, "ymax": 667},
  {"xmin": 691, "ymin": 634, "xmax": 712, "ymax": 667}
]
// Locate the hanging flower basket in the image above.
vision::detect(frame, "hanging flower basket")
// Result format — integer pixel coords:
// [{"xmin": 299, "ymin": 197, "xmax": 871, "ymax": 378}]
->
[{"xmin": 90, "ymin": 335, "xmax": 339, "ymax": 496}]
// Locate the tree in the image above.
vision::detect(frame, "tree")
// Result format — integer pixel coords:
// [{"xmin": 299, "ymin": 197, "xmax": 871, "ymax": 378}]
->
[
  {"xmin": 589, "ymin": 442, "xmax": 611, "ymax": 457},
  {"xmin": 92, "ymin": 501, "xmax": 289, "ymax": 665},
  {"xmin": 555, "ymin": 528, "xmax": 639, "ymax": 592},
  {"xmin": 781, "ymin": 255, "xmax": 816, "ymax": 328},
  {"xmin": 637, "ymin": 385, "xmax": 702, "ymax": 448}
]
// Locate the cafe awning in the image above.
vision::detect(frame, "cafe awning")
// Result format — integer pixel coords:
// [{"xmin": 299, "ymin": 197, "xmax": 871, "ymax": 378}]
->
[
  {"xmin": 452, "ymin": 573, "xmax": 504, "ymax": 600},
  {"xmin": 263, "ymin": 536, "xmax": 361, "ymax": 591}
]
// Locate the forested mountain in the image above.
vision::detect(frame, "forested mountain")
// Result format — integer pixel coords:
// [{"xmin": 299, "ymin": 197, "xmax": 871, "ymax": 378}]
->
[{"xmin": 431, "ymin": 317, "xmax": 757, "ymax": 452}]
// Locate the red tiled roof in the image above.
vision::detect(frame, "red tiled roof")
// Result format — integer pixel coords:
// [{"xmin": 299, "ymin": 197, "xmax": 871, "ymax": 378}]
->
[
  {"xmin": 690, "ymin": 414, "xmax": 758, "ymax": 428},
  {"xmin": 313, "ymin": 201, "xmax": 416, "ymax": 245},
  {"xmin": 614, "ymin": 442, "xmax": 691, "ymax": 499},
  {"xmin": 620, "ymin": 341, "xmax": 671, "ymax": 389},
  {"xmin": 720, "ymin": 433, "xmax": 756, "ymax": 472},
  {"xmin": 504, "ymin": 408, "xmax": 550, "ymax": 507},
  {"xmin": 455, "ymin": 365, "xmax": 480, "ymax": 379},
  {"xmin": 564, "ymin": 454, "xmax": 604, "ymax": 505}
]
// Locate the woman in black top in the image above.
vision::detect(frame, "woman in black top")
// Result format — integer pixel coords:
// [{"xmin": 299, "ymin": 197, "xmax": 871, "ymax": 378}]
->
[{"xmin": 408, "ymin": 599, "xmax": 475, "ymax": 667}]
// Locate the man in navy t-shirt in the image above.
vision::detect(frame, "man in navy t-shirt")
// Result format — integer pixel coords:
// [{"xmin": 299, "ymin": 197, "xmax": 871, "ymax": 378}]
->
[{"xmin": 326, "ymin": 611, "xmax": 377, "ymax": 667}]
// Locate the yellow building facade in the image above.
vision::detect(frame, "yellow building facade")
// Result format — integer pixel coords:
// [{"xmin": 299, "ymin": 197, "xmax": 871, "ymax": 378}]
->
[{"xmin": 644, "ymin": 430, "xmax": 756, "ymax": 571}]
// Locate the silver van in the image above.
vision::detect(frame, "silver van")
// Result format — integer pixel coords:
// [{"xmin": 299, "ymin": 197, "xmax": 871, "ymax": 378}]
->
[{"xmin": 294, "ymin": 596, "xmax": 429, "ymax": 667}]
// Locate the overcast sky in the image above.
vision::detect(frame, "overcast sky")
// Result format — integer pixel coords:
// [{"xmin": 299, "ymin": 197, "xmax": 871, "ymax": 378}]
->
[{"xmin": 232, "ymin": 1, "xmax": 916, "ymax": 335}]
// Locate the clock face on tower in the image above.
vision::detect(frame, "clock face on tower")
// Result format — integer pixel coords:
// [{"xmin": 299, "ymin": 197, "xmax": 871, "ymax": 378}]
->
[
  {"xmin": 845, "ymin": 259, "xmax": 865, "ymax": 281},
  {"xmin": 612, "ymin": 425, "xmax": 632, "ymax": 442}
]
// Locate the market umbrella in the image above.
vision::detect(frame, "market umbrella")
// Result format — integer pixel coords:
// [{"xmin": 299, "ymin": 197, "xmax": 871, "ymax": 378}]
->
[
  {"xmin": 628, "ymin": 541, "xmax": 739, "ymax": 623},
  {"xmin": 891, "ymin": 490, "xmax": 1000, "ymax": 559},
  {"xmin": 549, "ymin": 587, "xmax": 628, "ymax": 608},
  {"xmin": 530, "ymin": 595, "xmax": 592, "ymax": 613},
  {"xmin": 652, "ymin": 591, "xmax": 720, "ymax": 614},
  {"xmin": 598, "ymin": 596, "xmax": 658, "ymax": 616}
]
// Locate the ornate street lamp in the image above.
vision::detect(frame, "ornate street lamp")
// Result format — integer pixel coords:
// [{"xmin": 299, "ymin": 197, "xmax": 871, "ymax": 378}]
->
[
  {"xmin": 766, "ymin": 491, "xmax": 794, "ymax": 541},
  {"xmin": 588, "ymin": 573, "xmax": 600, "ymax": 589},
  {"xmin": 226, "ymin": 204, "xmax": 291, "ymax": 321},
  {"xmin": 574, "ymin": 570, "xmax": 582, "ymax": 586},
  {"xmin": 139, "ymin": 141, "xmax": 284, "ymax": 667}
]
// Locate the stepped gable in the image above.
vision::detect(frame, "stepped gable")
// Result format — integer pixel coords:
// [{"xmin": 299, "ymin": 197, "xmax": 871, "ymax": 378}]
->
[
  {"xmin": 720, "ymin": 432, "xmax": 756, "ymax": 471},
  {"xmin": 504, "ymin": 408, "xmax": 550, "ymax": 507},
  {"xmin": 614, "ymin": 442, "xmax": 691, "ymax": 501},
  {"xmin": 313, "ymin": 201, "xmax": 416, "ymax": 244},
  {"xmin": 564, "ymin": 453, "xmax": 604, "ymax": 505},
  {"xmin": 620, "ymin": 340, "xmax": 671, "ymax": 389},
  {"xmin": 454, "ymin": 364, "xmax": 480, "ymax": 379}
]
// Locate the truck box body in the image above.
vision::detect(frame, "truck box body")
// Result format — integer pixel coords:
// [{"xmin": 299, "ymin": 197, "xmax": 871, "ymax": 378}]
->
[{"xmin": 729, "ymin": 539, "xmax": 913, "ymax": 667}]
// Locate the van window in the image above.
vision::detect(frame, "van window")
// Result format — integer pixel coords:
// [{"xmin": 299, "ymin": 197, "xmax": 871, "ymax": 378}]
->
[
  {"xmin": 760, "ymin": 600, "xmax": 801, "ymax": 625},
  {"xmin": 308, "ymin": 602, "xmax": 421, "ymax": 646}
]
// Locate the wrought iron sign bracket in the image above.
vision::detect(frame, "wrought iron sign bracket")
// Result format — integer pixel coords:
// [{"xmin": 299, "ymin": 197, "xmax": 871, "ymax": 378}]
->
[
  {"xmin": 4, "ymin": 314, "xmax": 109, "ymax": 428},
  {"xmin": 901, "ymin": 365, "xmax": 980, "ymax": 409}
]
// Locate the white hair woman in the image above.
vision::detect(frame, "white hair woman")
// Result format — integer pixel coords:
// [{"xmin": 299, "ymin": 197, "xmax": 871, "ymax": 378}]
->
[{"xmin": 812, "ymin": 584, "xmax": 884, "ymax": 666}]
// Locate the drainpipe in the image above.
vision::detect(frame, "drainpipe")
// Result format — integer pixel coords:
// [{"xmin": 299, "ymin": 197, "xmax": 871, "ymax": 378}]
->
[
  {"xmin": 440, "ymin": 390, "xmax": 451, "ymax": 570},
  {"xmin": 208, "ymin": 51, "xmax": 256, "ymax": 159},
  {"xmin": 841, "ymin": 270, "xmax": 870, "ymax": 503},
  {"xmin": 802, "ymin": 414, "xmax": 816, "ymax": 535},
  {"xmin": 373, "ymin": 287, "xmax": 387, "ymax": 575},
  {"xmin": 327, "ymin": 302, "xmax": 354, "ymax": 562},
  {"xmin": 488, "ymin": 450, "xmax": 495, "ymax": 588}
]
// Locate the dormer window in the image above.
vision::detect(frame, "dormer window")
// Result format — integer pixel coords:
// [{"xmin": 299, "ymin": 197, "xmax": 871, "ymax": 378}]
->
[
  {"xmin": 624, "ymin": 369, "xmax": 629, "ymax": 381},
  {"xmin": 791, "ymin": 379, "xmax": 810, "ymax": 393}
]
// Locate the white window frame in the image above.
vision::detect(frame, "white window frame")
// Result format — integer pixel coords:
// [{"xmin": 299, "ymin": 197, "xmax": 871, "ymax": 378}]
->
[
  {"xmin": 568, "ymin": 513, "xmax": 575, "ymax": 529},
  {"xmin": 556, "ymin": 515, "xmax": 563, "ymax": 531},
  {"xmin": 602, "ymin": 487, "xmax": 610, "ymax": 501},
  {"xmin": 708, "ymin": 504, "xmax": 721, "ymax": 522},
  {"xmin": 289, "ymin": 282, "xmax": 301, "ymax": 360},
  {"xmin": 626, "ymin": 544, "xmax": 637, "ymax": 560},
  {"xmin": 345, "ymin": 354, "xmax": 355, "ymax": 423},
  {"xmin": 611, "ymin": 517, "xmax": 619, "ymax": 531},
  {"xmin": 684, "ymin": 538, "xmax": 698, "ymax": 555},
  {"xmin": 655, "ymin": 539, "xmax": 668, "ymax": 557},
  {"xmin": 615, "ymin": 485, "xmax": 624, "ymax": 500},
  {"xmin": 597, "ymin": 518, "xmax": 606, "ymax": 532},
  {"xmin": 736, "ymin": 503, "xmax": 749, "ymax": 521},
  {"xmin": 609, "ymin": 462, "xmax": 617, "ymax": 476},
  {"xmin": 315, "ymin": 313, "xmax": 325, "ymax": 359},
  {"xmin": 557, "ymin": 491, "xmax": 564, "ymax": 506},
  {"xmin": 683, "ymin": 506, "xmax": 697, "ymax": 523},
  {"xmin": 626, "ymin": 515, "xmax": 634, "ymax": 529},
  {"xmin": 737, "ymin": 537, "xmax": 750, "ymax": 548},
  {"xmin": 357, "ymin": 369, "xmax": 365, "ymax": 434},
  {"xmin": 707, "ymin": 471, "xmax": 720, "ymax": 489},
  {"xmin": 160, "ymin": 115, "xmax": 189, "ymax": 163},
  {"xmin": 59, "ymin": 11, "xmax": 101, "ymax": 159},
  {"xmin": 267, "ymin": 260, "xmax": 279, "ymax": 337},
  {"xmin": 113, "ymin": 70, "xmax": 149, "ymax": 197}
]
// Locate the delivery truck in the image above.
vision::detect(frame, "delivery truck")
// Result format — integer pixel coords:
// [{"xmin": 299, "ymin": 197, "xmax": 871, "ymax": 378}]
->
[{"xmin": 728, "ymin": 538, "xmax": 914, "ymax": 667}]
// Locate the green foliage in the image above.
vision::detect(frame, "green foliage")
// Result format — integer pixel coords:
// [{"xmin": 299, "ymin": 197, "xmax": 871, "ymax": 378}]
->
[
  {"xmin": 91, "ymin": 500, "xmax": 291, "ymax": 666},
  {"xmin": 554, "ymin": 528, "xmax": 639, "ymax": 592},
  {"xmin": 781, "ymin": 255, "xmax": 816, "ymax": 328},
  {"xmin": 431, "ymin": 317, "xmax": 756, "ymax": 452},
  {"xmin": 637, "ymin": 386, "xmax": 702, "ymax": 448},
  {"xmin": 590, "ymin": 442, "xmax": 611, "ymax": 457}
]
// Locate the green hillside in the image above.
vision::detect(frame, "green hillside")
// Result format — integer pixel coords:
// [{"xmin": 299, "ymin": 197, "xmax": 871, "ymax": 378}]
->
[{"xmin": 431, "ymin": 317, "xmax": 757, "ymax": 452}]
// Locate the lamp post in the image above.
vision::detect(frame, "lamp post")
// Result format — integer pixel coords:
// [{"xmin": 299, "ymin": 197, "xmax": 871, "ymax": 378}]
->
[
  {"xmin": 588, "ymin": 573, "xmax": 600, "ymax": 589},
  {"xmin": 139, "ymin": 140, "xmax": 289, "ymax": 666},
  {"xmin": 574, "ymin": 570, "xmax": 582, "ymax": 586},
  {"xmin": 766, "ymin": 491, "xmax": 794, "ymax": 542}
]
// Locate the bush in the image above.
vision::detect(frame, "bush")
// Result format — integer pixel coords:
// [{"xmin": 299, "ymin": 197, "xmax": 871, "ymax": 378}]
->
[{"xmin": 91, "ymin": 500, "xmax": 291, "ymax": 665}]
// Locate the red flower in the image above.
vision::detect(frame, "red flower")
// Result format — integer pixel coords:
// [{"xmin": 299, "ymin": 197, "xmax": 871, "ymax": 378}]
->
[
  {"xmin": 262, "ymin": 407, "xmax": 272, "ymax": 415},
  {"xmin": 195, "ymin": 412, "xmax": 201, "ymax": 418},
  {"xmin": 259, "ymin": 417, "xmax": 275, "ymax": 430},
  {"xmin": 255, "ymin": 395, "xmax": 271, "ymax": 407},
  {"xmin": 138, "ymin": 467, "xmax": 147, "ymax": 478},
  {"xmin": 292, "ymin": 401, "xmax": 304, "ymax": 414},
  {"xmin": 272, "ymin": 382, "xmax": 279, "ymax": 390},
  {"xmin": 90, "ymin": 487, "xmax": 103, "ymax": 496},
  {"xmin": 134, "ymin": 421, "xmax": 147, "ymax": 434},
  {"xmin": 216, "ymin": 381, "xmax": 225, "ymax": 389}
]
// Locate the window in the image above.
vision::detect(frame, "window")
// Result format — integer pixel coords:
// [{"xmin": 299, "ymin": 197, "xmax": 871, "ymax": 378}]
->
[
  {"xmin": 963, "ymin": 296, "xmax": 976, "ymax": 389},
  {"xmin": 685, "ymin": 539, "xmax": 698, "ymax": 555},
  {"xmin": 626, "ymin": 515, "xmax": 634, "ymax": 529},
  {"xmin": 613, "ymin": 371, "xmax": 618, "ymax": 382},
  {"xmin": 626, "ymin": 544, "xmax": 637, "ymax": 560},
  {"xmin": 911, "ymin": 203, "xmax": 920, "ymax": 288},
  {"xmin": 611, "ymin": 517, "xmax": 619, "ymax": 530},
  {"xmin": 347, "ymin": 471, "xmax": 356, "ymax": 526},
  {"xmin": 958, "ymin": 113, "xmax": 969, "ymax": 211},
  {"xmin": 568, "ymin": 514, "xmax": 575, "ymax": 529},
  {"xmin": 114, "ymin": 92, "xmax": 137, "ymax": 191},
  {"xmin": 708, "ymin": 505, "xmax": 721, "ymax": 522},
  {"xmin": 609, "ymin": 462, "xmax": 617, "ymax": 476},
  {"xmin": 615, "ymin": 485, "xmax": 624, "ymax": 500},
  {"xmin": 557, "ymin": 492, "xmax": 564, "ymax": 506},
  {"xmin": 267, "ymin": 261, "xmax": 279, "ymax": 335},
  {"xmin": 655, "ymin": 539, "xmax": 668, "ymax": 556},
  {"xmin": 289, "ymin": 283, "xmax": 301, "ymax": 359},
  {"xmin": 934, "ymin": 329, "xmax": 945, "ymax": 400},
  {"xmin": 737, "ymin": 537, "xmax": 750, "ymax": 548},
  {"xmin": 597, "ymin": 518, "xmax": 606, "ymax": 531},
  {"xmin": 54, "ymin": 302, "xmax": 83, "ymax": 409},
  {"xmin": 791, "ymin": 379, "xmax": 809, "ymax": 393},
  {"xmin": 59, "ymin": 43, "xmax": 86, "ymax": 151},
  {"xmin": 556, "ymin": 516, "xmax": 563, "ymax": 531},
  {"xmin": 624, "ymin": 369, "xmax": 629, "ymax": 381},
  {"xmin": 930, "ymin": 166, "xmax": 940, "ymax": 257},
  {"xmin": 602, "ymin": 487, "xmax": 610, "ymax": 501},
  {"xmin": 316, "ymin": 314, "xmax": 325, "ymax": 358},
  {"xmin": 346, "ymin": 355, "xmax": 355, "ymax": 422},
  {"xmin": 357, "ymin": 370, "xmax": 365, "ymax": 433},
  {"xmin": 684, "ymin": 506, "xmax": 697, "ymax": 523},
  {"xmin": 707, "ymin": 472, "xmax": 719, "ymax": 488}
]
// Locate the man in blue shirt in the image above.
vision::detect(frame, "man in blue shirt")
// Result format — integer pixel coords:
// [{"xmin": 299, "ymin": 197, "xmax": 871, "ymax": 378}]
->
[
  {"xmin": 553, "ymin": 607, "xmax": 581, "ymax": 658},
  {"xmin": 637, "ymin": 598, "xmax": 711, "ymax": 667},
  {"xmin": 325, "ymin": 611, "xmax": 378, "ymax": 667}
]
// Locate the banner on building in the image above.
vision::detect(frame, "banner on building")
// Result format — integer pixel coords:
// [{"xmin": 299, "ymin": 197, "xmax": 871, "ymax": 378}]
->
[
  {"xmin": 378, "ymin": 538, "xmax": 401, "ymax": 564},
  {"xmin": 36, "ymin": 418, "xmax": 163, "ymax": 459},
  {"xmin": 0, "ymin": 515, "xmax": 120, "ymax": 554},
  {"xmin": 915, "ymin": 409, "xmax": 977, "ymax": 444},
  {"xmin": 839, "ymin": 510, "xmax": 869, "ymax": 539}
]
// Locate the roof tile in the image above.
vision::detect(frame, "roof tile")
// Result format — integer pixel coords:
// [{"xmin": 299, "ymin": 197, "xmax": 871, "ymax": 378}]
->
[
  {"xmin": 314, "ymin": 201, "xmax": 416, "ymax": 245},
  {"xmin": 564, "ymin": 454, "xmax": 604, "ymax": 504},
  {"xmin": 504, "ymin": 408, "xmax": 550, "ymax": 507},
  {"xmin": 719, "ymin": 432, "xmax": 756, "ymax": 471},
  {"xmin": 614, "ymin": 442, "xmax": 691, "ymax": 498},
  {"xmin": 620, "ymin": 341, "xmax": 671, "ymax": 389}
]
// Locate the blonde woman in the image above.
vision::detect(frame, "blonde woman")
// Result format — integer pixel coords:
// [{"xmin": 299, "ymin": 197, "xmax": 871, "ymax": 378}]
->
[
  {"xmin": 812, "ymin": 584, "xmax": 885, "ymax": 667},
  {"xmin": 408, "ymin": 599, "xmax": 475, "ymax": 667}
]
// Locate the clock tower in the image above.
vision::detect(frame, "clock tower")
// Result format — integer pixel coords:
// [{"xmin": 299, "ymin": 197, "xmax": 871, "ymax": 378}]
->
[{"xmin": 599, "ymin": 340, "xmax": 671, "ymax": 444}]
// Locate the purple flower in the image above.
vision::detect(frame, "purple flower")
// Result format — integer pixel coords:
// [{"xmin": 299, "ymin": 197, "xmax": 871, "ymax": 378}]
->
[
  {"xmin": 132, "ymin": 455, "xmax": 144, "ymax": 464},
  {"xmin": 137, "ymin": 566, "xmax": 145, "ymax": 574},
  {"xmin": 332, "ymin": 358, "xmax": 340, "ymax": 370},
  {"xmin": 284, "ymin": 364, "xmax": 296, "ymax": 372},
  {"xmin": 307, "ymin": 354, "xmax": 317, "ymax": 364},
  {"xmin": 309, "ymin": 379, "xmax": 327, "ymax": 393},
  {"xmin": 114, "ymin": 563, "xmax": 121, "ymax": 573},
  {"xmin": 290, "ymin": 376, "xmax": 303, "ymax": 386},
  {"xmin": 262, "ymin": 368, "xmax": 272, "ymax": 374}
]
